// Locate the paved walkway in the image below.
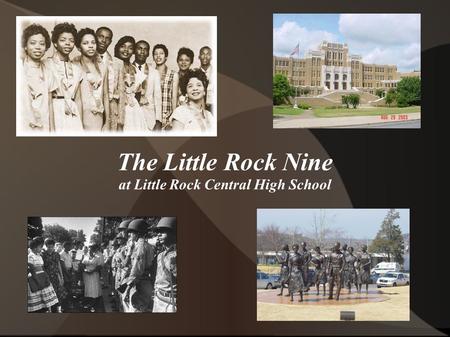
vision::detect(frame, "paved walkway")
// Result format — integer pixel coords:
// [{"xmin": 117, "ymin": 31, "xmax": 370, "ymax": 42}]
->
[{"xmin": 273, "ymin": 112, "xmax": 421, "ymax": 128}]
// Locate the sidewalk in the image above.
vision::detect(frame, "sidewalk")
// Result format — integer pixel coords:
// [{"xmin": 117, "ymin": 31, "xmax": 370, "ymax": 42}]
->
[{"xmin": 273, "ymin": 112, "xmax": 421, "ymax": 128}]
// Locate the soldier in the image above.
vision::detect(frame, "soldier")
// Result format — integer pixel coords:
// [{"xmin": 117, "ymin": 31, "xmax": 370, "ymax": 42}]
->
[
  {"xmin": 311, "ymin": 246, "xmax": 327, "ymax": 296},
  {"xmin": 153, "ymin": 217, "xmax": 177, "ymax": 312},
  {"xmin": 288, "ymin": 244, "xmax": 306, "ymax": 302},
  {"xmin": 343, "ymin": 246, "xmax": 358, "ymax": 293},
  {"xmin": 111, "ymin": 235, "xmax": 127, "ymax": 311},
  {"xmin": 327, "ymin": 242, "xmax": 344, "ymax": 300},
  {"xmin": 356, "ymin": 244, "xmax": 371, "ymax": 294},
  {"xmin": 300, "ymin": 242, "xmax": 312, "ymax": 289},
  {"xmin": 120, "ymin": 218, "xmax": 155, "ymax": 312},
  {"xmin": 117, "ymin": 219, "xmax": 132, "ymax": 239},
  {"xmin": 275, "ymin": 244, "xmax": 290, "ymax": 296}
]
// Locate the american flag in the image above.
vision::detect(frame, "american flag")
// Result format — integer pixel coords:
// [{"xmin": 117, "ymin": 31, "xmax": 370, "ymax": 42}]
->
[{"xmin": 289, "ymin": 43, "xmax": 299, "ymax": 57}]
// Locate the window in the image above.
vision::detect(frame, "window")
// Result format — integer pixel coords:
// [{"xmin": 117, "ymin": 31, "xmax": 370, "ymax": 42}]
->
[{"xmin": 335, "ymin": 74, "xmax": 339, "ymax": 81}]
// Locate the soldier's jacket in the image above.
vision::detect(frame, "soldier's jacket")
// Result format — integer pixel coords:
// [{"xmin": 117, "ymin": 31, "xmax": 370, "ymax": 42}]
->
[
  {"xmin": 154, "ymin": 244, "xmax": 177, "ymax": 294},
  {"xmin": 127, "ymin": 238, "xmax": 155, "ymax": 283}
]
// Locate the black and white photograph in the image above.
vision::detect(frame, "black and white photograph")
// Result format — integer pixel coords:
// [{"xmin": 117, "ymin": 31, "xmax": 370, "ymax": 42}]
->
[
  {"xmin": 16, "ymin": 16, "xmax": 217, "ymax": 137},
  {"xmin": 27, "ymin": 216, "xmax": 177, "ymax": 313}
]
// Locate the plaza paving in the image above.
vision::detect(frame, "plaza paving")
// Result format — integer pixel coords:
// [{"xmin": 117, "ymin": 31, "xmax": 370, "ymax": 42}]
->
[{"xmin": 257, "ymin": 285, "xmax": 410, "ymax": 321}]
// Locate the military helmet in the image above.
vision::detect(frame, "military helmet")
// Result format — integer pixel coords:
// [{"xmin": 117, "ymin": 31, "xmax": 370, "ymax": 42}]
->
[
  {"xmin": 127, "ymin": 218, "xmax": 148, "ymax": 233},
  {"xmin": 156, "ymin": 217, "xmax": 176, "ymax": 231},
  {"xmin": 118, "ymin": 219, "xmax": 132, "ymax": 231}
]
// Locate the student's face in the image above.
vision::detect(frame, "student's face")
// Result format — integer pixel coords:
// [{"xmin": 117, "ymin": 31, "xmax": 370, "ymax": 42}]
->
[
  {"xmin": 25, "ymin": 33, "xmax": 47, "ymax": 61},
  {"xmin": 79, "ymin": 34, "xmax": 97, "ymax": 58},
  {"xmin": 199, "ymin": 48, "xmax": 211, "ymax": 67},
  {"xmin": 186, "ymin": 77, "xmax": 205, "ymax": 102},
  {"xmin": 119, "ymin": 42, "xmax": 134, "ymax": 61},
  {"xmin": 177, "ymin": 54, "xmax": 192, "ymax": 71},
  {"xmin": 134, "ymin": 42, "xmax": 149, "ymax": 64},
  {"xmin": 54, "ymin": 32, "xmax": 75, "ymax": 56},
  {"xmin": 33, "ymin": 244, "xmax": 44, "ymax": 254},
  {"xmin": 46, "ymin": 244, "xmax": 55, "ymax": 253},
  {"xmin": 153, "ymin": 48, "xmax": 167, "ymax": 66},
  {"xmin": 96, "ymin": 29, "xmax": 112, "ymax": 54}
]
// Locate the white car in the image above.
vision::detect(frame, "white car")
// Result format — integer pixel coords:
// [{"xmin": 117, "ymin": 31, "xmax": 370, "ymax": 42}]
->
[
  {"xmin": 376, "ymin": 272, "xmax": 410, "ymax": 288},
  {"xmin": 257, "ymin": 271, "xmax": 279, "ymax": 289}
]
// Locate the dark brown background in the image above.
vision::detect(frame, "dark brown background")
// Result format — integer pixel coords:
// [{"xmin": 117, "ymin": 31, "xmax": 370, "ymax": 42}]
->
[{"xmin": 1, "ymin": 0, "xmax": 449, "ymax": 335}]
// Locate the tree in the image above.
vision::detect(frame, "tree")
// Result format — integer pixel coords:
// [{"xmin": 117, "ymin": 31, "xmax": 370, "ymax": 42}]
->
[
  {"xmin": 385, "ymin": 89, "xmax": 396, "ymax": 107},
  {"xmin": 273, "ymin": 74, "xmax": 294, "ymax": 105},
  {"xmin": 396, "ymin": 77, "xmax": 421, "ymax": 107},
  {"xmin": 341, "ymin": 95, "xmax": 350, "ymax": 108},
  {"xmin": 43, "ymin": 224, "xmax": 72, "ymax": 244},
  {"xmin": 28, "ymin": 217, "xmax": 43, "ymax": 239},
  {"xmin": 257, "ymin": 224, "xmax": 285, "ymax": 251},
  {"xmin": 348, "ymin": 93, "xmax": 360, "ymax": 108},
  {"xmin": 369, "ymin": 209, "xmax": 405, "ymax": 264}
]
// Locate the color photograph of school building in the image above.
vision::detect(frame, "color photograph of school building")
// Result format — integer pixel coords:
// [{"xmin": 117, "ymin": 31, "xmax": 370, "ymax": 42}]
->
[{"xmin": 273, "ymin": 14, "xmax": 421, "ymax": 128}]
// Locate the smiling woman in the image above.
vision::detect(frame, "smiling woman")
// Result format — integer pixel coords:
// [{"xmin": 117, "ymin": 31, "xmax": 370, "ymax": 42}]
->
[
  {"xmin": 20, "ymin": 24, "xmax": 58, "ymax": 132},
  {"xmin": 170, "ymin": 68, "xmax": 213, "ymax": 132}
]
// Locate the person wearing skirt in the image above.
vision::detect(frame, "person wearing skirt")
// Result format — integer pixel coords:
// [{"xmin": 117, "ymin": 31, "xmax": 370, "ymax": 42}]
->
[{"xmin": 28, "ymin": 237, "xmax": 59, "ymax": 313}]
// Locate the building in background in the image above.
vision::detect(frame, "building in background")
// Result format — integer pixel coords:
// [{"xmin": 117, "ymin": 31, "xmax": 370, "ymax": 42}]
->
[{"xmin": 273, "ymin": 41, "xmax": 421, "ymax": 96}]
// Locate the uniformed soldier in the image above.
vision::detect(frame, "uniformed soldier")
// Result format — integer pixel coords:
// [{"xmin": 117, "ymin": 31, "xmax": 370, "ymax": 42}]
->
[
  {"xmin": 121, "ymin": 218, "xmax": 155, "ymax": 312},
  {"xmin": 152, "ymin": 217, "xmax": 177, "ymax": 313}
]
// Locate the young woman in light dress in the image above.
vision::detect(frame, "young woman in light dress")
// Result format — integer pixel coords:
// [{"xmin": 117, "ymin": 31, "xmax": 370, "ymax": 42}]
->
[
  {"xmin": 46, "ymin": 22, "xmax": 83, "ymax": 133},
  {"xmin": 73, "ymin": 28, "xmax": 110, "ymax": 132},
  {"xmin": 20, "ymin": 24, "xmax": 58, "ymax": 133},
  {"xmin": 170, "ymin": 69, "xmax": 212, "ymax": 133}
]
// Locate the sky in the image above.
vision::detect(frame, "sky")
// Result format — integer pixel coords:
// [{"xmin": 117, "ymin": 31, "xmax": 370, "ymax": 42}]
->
[
  {"xmin": 273, "ymin": 14, "xmax": 421, "ymax": 72},
  {"xmin": 257, "ymin": 209, "xmax": 409, "ymax": 240},
  {"xmin": 42, "ymin": 217, "xmax": 101, "ymax": 242}
]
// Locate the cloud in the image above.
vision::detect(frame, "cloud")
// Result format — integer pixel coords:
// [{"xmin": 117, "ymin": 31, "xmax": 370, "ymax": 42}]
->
[
  {"xmin": 339, "ymin": 14, "xmax": 420, "ymax": 45},
  {"xmin": 339, "ymin": 14, "xmax": 421, "ymax": 71},
  {"xmin": 273, "ymin": 21, "xmax": 338, "ymax": 57}
]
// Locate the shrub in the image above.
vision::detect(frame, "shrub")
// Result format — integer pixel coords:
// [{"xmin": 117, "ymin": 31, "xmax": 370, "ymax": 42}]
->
[{"xmin": 347, "ymin": 93, "xmax": 360, "ymax": 108}]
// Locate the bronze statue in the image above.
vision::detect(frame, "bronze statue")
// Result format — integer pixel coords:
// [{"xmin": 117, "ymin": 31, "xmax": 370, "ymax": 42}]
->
[
  {"xmin": 300, "ymin": 241, "xmax": 312, "ymax": 290},
  {"xmin": 311, "ymin": 246, "xmax": 327, "ymax": 296},
  {"xmin": 356, "ymin": 244, "xmax": 371, "ymax": 294},
  {"xmin": 343, "ymin": 246, "xmax": 357, "ymax": 293},
  {"xmin": 275, "ymin": 244, "xmax": 290, "ymax": 296},
  {"xmin": 327, "ymin": 242, "xmax": 344, "ymax": 300},
  {"xmin": 288, "ymin": 244, "xmax": 306, "ymax": 302}
]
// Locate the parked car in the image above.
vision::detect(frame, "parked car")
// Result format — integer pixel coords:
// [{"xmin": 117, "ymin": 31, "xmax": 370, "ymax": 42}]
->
[
  {"xmin": 257, "ymin": 271, "xmax": 279, "ymax": 289},
  {"xmin": 376, "ymin": 272, "xmax": 410, "ymax": 288}
]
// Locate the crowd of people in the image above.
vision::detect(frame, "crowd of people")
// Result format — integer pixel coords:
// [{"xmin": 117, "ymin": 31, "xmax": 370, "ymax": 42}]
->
[
  {"xmin": 274, "ymin": 242, "xmax": 371, "ymax": 302},
  {"xmin": 27, "ymin": 217, "xmax": 177, "ymax": 313},
  {"xmin": 19, "ymin": 22, "xmax": 214, "ymax": 134}
]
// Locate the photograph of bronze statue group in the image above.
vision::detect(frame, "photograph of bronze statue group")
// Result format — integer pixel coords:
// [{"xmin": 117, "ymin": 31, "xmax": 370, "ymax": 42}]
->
[
  {"xmin": 257, "ymin": 209, "xmax": 410, "ymax": 321},
  {"xmin": 16, "ymin": 17, "xmax": 216, "ymax": 136},
  {"xmin": 27, "ymin": 216, "xmax": 176, "ymax": 313}
]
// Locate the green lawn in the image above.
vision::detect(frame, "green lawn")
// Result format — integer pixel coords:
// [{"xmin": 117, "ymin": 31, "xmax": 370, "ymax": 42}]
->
[
  {"xmin": 273, "ymin": 105, "xmax": 304, "ymax": 116},
  {"xmin": 314, "ymin": 106, "xmax": 421, "ymax": 118}
]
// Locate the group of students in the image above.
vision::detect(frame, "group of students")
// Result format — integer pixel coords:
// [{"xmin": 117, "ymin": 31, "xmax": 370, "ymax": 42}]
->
[
  {"xmin": 20, "ymin": 22, "xmax": 214, "ymax": 134},
  {"xmin": 27, "ymin": 217, "xmax": 177, "ymax": 313},
  {"xmin": 275, "ymin": 242, "xmax": 372, "ymax": 302}
]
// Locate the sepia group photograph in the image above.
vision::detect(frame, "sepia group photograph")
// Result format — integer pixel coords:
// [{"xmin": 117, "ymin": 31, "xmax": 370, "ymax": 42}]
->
[{"xmin": 17, "ymin": 16, "xmax": 217, "ymax": 137}]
